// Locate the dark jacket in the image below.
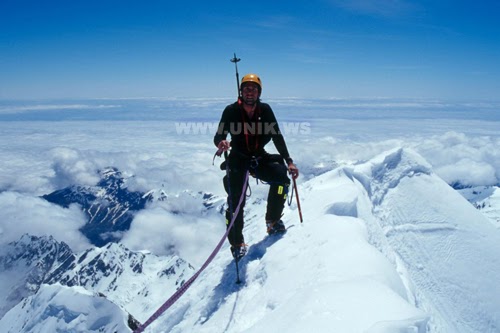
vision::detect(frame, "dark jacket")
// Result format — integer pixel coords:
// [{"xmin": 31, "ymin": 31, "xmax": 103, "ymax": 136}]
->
[{"xmin": 214, "ymin": 100, "xmax": 291, "ymax": 162}]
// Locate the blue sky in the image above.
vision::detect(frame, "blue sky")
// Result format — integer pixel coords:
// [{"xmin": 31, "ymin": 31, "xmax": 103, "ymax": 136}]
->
[{"xmin": 1, "ymin": 0, "xmax": 499, "ymax": 100}]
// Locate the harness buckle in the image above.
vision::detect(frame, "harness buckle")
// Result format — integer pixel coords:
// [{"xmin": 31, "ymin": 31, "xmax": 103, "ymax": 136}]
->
[
  {"xmin": 248, "ymin": 156, "xmax": 259, "ymax": 178},
  {"xmin": 249, "ymin": 156, "xmax": 259, "ymax": 170}
]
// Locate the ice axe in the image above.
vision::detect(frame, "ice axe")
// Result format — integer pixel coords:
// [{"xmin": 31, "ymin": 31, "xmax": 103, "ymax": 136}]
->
[
  {"xmin": 292, "ymin": 176, "xmax": 303, "ymax": 223},
  {"xmin": 230, "ymin": 53, "xmax": 241, "ymax": 99}
]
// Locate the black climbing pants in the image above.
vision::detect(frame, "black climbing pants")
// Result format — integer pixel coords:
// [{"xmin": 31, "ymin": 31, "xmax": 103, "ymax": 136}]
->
[{"xmin": 223, "ymin": 154, "xmax": 290, "ymax": 246}]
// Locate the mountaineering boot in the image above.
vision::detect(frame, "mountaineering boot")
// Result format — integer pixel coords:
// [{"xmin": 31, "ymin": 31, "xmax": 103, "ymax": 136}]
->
[
  {"xmin": 266, "ymin": 220, "xmax": 286, "ymax": 235},
  {"xmin": 230, "ymin": 243, "xmax": 247, "ymax": 259}
]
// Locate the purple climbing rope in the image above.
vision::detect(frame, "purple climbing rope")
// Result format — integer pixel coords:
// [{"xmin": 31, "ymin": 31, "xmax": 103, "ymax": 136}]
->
[{"xmin": 133, "ymin": 171, "xmax": 249, "ymax": 333}]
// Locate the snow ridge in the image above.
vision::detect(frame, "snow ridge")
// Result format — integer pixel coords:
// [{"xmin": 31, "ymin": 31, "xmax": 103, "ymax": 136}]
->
[
  {"xmin": 352, "ymin": 148, "xmax": 500, "ymax": 332},
  {"xmin": 2, "ymin": 148, "xmax": 500, "ymax": 332},
  {"xmin": 349, "ymin": 148, "xmax": 432, "ymax": 205},
  {"xmin": 146, "ymin": 147, "xmax": 499, "ymax": 333}
]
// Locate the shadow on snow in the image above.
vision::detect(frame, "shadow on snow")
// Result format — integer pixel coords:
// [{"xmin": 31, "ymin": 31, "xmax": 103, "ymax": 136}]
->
[{"xmin": 196, "ymin": 232, "xmax": 286, "ymax": 329}]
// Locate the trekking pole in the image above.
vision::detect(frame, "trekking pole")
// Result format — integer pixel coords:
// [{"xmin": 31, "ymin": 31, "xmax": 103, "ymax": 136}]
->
[
  {"xmin": 292, "ymin": 177, "xmax": 303, "ymax": 223},
  {"xmin": 230, "ymin": 53, "xmax": 241, "ymax": 99}
]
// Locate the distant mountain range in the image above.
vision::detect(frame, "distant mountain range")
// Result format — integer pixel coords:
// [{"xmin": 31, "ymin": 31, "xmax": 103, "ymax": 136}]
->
[
  {"xmin": 0, "ymin": 233, "xmax": 194, "ymax": 331},
  {"xmin": 0, "ymin": 167, "xmax": 212, "ymax": 331},
  {"xmin": 41, "ymin": 168, "xmax": 153, "ymax": 246},
  {"xmin": 41, "ymin": 167, "xmax": 222, "ymax": 246}
]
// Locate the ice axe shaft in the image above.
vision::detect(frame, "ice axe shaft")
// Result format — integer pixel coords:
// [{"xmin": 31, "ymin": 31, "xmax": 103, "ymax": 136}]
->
[
  {"xmin": 230, "ymin": 53, "xmax": 241, "ymax": 99},
  {"xmin": 293, "ymin": 177, "xmax": 303, "ymax": 223}
]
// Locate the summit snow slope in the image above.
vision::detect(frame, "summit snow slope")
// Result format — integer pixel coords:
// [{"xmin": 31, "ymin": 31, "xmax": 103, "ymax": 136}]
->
[
  {"xmin": 351, "ymin": 148, "xmax": 500, "ymax": 332},
  {"xmin": 139, "ymin": 147, "xmax": 500, "ymax": 333}
]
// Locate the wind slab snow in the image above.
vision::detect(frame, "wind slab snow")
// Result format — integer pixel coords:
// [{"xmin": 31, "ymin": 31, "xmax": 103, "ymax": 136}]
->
[{"xmin": 1, "ymin": 148, "xmax": 500, "ymax": 333}]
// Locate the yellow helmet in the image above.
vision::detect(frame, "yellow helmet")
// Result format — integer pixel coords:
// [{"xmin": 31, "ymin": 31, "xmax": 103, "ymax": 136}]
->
[{"xmin": 241, "ymin": 73, "xmax": 262, "ymax": 91}]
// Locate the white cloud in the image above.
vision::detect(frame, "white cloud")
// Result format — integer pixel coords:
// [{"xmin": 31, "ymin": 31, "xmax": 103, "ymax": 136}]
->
[
  {"xmin": 49, "ymin": 147, "xmax": 101, "ymax": 188},
  {"xmin": 121, "ymin": 204, "xmax": 225, "ymax": 267},
  {"xmin": 0, "ymin": 192, "xmax": 91, "ymax": 252},
  {"xmin": 435, "ymin": 159, "xmax": 496, "ymax": 186},
  {"xmin": 410, "ymin": 131, "xmax": 500, "ymax": 186}
]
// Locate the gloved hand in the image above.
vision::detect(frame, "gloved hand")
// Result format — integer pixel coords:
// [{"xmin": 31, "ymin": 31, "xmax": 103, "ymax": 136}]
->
[{"xmin": 288, "ymin": 162, "xmax": 299, "ymax": 179}]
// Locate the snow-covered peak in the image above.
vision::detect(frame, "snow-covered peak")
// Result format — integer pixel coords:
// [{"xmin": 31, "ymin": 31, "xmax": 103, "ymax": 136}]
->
[
  {"xmin": 42, "ymin": 167, "xmax": 152, "ymax": 246},
  {"xmin": 45, "ymin": 240, "xmax": 195, "ymax": 323},
  {"xmin": 1, "ymin": 234, "xmax": 72, "ymax": 263},
  {"xmin": 350, "ymin": 148, "xmax": 433, "ymax": 205},
  {"xmin": 350, "ymin": 148, "xmax": 500, "ymax": 332},
  {"xmin": 40, "ymin": 167, "xmax": 224, "ymax": 248},
  {"xmin": 1, "ymin": 232, "xmax": 195, "ymax": 326},
  {"xmin": 0, "ymin": 234, "xmax": 75, "ymax": 318},
  {"xmin": 0, "ymin": 284, "xmax": 132, "ymax": 333}
]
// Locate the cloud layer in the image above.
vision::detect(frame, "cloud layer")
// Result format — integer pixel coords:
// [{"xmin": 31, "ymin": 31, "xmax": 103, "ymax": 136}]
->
[
  {"xmin": 0, "ymin": 98, "xmax": 498, "ymax": 258},
  {"xmin": 0, "ymin": 192, "xmax": 90, "ymax": 251}
]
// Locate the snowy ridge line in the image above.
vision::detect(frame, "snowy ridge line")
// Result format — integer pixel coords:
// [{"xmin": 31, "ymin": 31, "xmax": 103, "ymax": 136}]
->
[
  {"xmin": 134, "ymin": 171, "xmax": 249, "ymax": 333},
  {"xmin": 348, "ymin": 148, "xmax": 432, "ymax": 206},
  {"xmin": 351, "ymin": 148, "xmax": 500, "ymax": 332}
]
